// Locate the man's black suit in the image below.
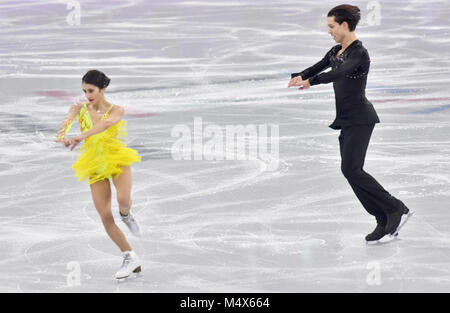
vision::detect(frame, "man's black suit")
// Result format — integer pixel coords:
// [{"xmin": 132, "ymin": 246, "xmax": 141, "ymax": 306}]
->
[{"xmin": 292, "ymin": 40, "xmax": 403, "ymax": 223}]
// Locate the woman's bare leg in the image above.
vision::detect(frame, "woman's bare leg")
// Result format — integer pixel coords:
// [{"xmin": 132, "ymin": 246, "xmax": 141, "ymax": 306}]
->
[
  {"xmin": 90, "ymin": 179, "xmax": 131, "ymax": 252},
  {"xmin": 112, "ymin": 166, "xmax": 133, "ymax": 216}
]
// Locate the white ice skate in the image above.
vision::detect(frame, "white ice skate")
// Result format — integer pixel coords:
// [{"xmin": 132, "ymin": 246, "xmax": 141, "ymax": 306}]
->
[
  {"xmin": 115, "ymin": 251, "xmax": 142, "ymax": 280},
  {"xmin": 120, "ymin": 212, "xmax": 140, "ymax": 237}
]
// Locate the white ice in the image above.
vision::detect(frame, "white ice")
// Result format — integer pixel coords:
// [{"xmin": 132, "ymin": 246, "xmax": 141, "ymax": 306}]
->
[{"xmin": 0, "ymin": 0, "xmax": 450, "ymax": 292}]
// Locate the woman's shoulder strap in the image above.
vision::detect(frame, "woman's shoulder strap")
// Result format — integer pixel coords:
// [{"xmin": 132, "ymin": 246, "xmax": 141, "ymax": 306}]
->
[
  {"xmin": 102, "ymin": 103, "xmax": 115, "ymax": 119},
  {"xmin": 105, "ymin": 103, "xmax": 114, "ymax": 114}
]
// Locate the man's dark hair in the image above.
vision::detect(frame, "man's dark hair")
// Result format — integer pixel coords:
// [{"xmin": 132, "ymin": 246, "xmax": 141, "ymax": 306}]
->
[
  {"xmin": 327, "ymin": 4, "xmax": 361, "ymax": 31},
  {"xmin": 82, "ymin": 69, "xmax": 110, "ymax": 89}
]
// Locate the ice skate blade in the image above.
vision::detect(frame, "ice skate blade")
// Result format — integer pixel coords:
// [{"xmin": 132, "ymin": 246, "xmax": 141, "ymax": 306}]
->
[
  {"xmin": 116, "ymin": 273, "xmax": 143, "ymax": 283},
  {"xmin": 115, "ymin": 266, "xmax": 142, "ymax": 282},
  {"xmin": 366, "ymin": 235, "xmax": 399, "ymax": 245},
  {"xmin": 389, "ymin": 211, "xmax": 414, "ymax": 237}
]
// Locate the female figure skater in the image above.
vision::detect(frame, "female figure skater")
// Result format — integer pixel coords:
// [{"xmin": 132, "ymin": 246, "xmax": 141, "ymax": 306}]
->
[
  {"xmin": 56, "ymin": 69, "xmax": 142, "ymax": 278},
  {"xmin": 288, "ymin": 5, "xmax": 413, "ymax": 242}
]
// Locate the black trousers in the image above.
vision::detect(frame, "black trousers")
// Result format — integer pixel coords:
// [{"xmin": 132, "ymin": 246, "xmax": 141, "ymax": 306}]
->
[{"xmin": 339, "ymin": 124, "xmax": 401, "ymax": 225}]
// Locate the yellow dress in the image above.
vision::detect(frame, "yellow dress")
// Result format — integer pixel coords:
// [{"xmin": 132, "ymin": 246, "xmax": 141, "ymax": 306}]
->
[{"xmin": 70, "ymin": 102, "xmax": 141, "ymax": 184}]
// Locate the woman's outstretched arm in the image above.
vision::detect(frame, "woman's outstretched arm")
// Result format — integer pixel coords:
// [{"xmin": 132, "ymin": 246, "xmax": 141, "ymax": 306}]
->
[
  {"xmin": 81, "ymin": 105, "xmax": 124, "ymax": 138},
  {"xmin": 55, "ymin": 103, "xmax": 82, "ymax": 141}
]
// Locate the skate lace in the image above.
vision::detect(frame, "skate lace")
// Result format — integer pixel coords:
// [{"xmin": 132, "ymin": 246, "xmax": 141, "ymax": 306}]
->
[
  {"xmin": 121, "ymin": 214, "xmax": 135, "ymax": 224},
  {"xmin": 123, "ymin": 216, "xmax": 130, "ymax": 223},
  {"xmin": 120, "ymin": 254, "xmax": 132, "ymax": 270}
]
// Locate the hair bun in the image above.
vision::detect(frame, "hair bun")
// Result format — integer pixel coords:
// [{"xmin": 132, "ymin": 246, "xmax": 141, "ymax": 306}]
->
[
  {"xmin": 103, "ymin": 76, "xmax": 111, "ymax": 88},
  {"xmin": 82, "ymin": 69, "xmax": 111, "ymax": 89}
]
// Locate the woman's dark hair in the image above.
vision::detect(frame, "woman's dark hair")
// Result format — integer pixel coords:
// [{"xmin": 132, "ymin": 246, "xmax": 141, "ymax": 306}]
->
[
  {"xmin": 327, "ymin": 4, "xmax": 361, "ymax": 31},
  {"xmin": 82, "ymin": 69, "xmax": 111, "ymax": 89}
]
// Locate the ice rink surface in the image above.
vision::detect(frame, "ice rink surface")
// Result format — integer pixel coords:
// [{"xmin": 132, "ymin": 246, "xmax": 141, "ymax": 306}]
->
[{"xmin": 0, "ymin": 0, "xmax": 449, "ymax": 292}]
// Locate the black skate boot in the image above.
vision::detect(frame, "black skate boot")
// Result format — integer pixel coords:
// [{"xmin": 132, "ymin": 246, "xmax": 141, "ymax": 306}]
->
[
  {"xmin": 365, "ymin": 215, "xmax": 387, "ymax": 242},
  {"xmin": 385, "ymin": 201, "xmax": 411, "ymax": 236}
]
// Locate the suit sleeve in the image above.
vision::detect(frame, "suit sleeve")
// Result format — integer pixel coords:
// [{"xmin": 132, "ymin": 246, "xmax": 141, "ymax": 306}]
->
[
  {"xmin": 309, "ymin": 48, "xmax": 367, "ymax": 85},
  {"xmin": 291, "ymin": 48, "xmax": 334, "ymax": 79}
]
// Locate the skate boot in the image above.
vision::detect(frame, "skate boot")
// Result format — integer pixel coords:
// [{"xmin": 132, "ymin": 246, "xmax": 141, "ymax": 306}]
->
[
  {"xmin": 389, "ymin": 203, "xmax": 414, "ymax": 237},
  {"xmin": 120, "ymin": 211, "xmax": 140, "ymax": 236},
  {"xmin": 385, "ymin": 201, "xmax": 413, "ymax": 236},
  {"xmin": 115, "ymin": 251, "xmax": 142, "ymax": 280},
  {"xmin": 365, "ymin": 215, "xmax": 387, "ymax": 243},
  {"xmin": 365, "ymin": 224, "xmax": 386, "ymax": 242}
]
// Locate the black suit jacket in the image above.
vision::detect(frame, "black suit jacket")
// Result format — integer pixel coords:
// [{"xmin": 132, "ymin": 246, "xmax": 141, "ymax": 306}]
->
[{"xmin": 292, "ymin": 40, "xmax": 379, "ymax": 130}]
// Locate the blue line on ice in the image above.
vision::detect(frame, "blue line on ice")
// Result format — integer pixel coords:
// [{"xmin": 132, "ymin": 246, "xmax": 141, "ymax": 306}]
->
[{"xmin": 412, "ymin": 104, "xmax": 450, "ymax": 114}]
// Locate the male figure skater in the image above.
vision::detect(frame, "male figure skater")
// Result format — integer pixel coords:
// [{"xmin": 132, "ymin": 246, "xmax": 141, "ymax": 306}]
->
[{"xmin": 288, "ymin": 4, "xmax": 413, "ymax": 242}]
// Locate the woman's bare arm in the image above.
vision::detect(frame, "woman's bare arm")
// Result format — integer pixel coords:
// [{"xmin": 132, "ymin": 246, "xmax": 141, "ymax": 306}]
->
[
  {"xmin": 55, "ymin": 103, "xmax": 82, "ymax": 141},
  {"xmin": 80, "ymin": 105, "xmax": 124, "ymax": 139},
  {"xmin": 66, "ymin": 105, "xmax": 124, "ymax": 151}
]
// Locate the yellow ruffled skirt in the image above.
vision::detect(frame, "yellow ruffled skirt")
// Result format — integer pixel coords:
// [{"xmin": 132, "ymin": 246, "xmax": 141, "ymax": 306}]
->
[{"xmin": 72, "ymin": 121, "xmax": 141, "ymax": 184}]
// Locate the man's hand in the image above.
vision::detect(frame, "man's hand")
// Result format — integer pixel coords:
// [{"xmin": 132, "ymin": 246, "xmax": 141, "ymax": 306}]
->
[
  {"xmin": 288, "ymin": 77, "xmax": 311, "ymax": 90},
  {"xmin": 288, "ymin": 76, "xmax": 301, "ymax": 87}
]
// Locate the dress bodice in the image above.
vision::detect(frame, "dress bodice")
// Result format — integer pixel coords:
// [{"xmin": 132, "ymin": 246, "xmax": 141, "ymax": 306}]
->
[{"xmin": 78, "ymin": 102, "xmax": 114, "ymax": 133}]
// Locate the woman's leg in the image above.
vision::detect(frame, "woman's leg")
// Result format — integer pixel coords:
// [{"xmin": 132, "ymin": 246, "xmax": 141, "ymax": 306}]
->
[
  {"xmin": 90, "ymin": 179, "xmax": 132, "ymax": 252},
  {"xmin": 112, "ymin": 166, "xmax": 133, "ymax": 216}
]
